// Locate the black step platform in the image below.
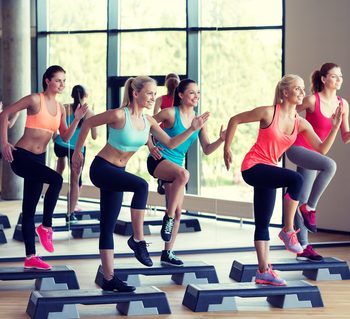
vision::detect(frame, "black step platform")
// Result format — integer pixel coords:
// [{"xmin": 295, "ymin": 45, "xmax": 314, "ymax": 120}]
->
[
  {"xmin": 17, "ymin": 210, "xmax": 100, "ymax": 224},
  {"xmin": 95, "ymin": 261, "xmax": 219, "ymax": 287},
  {"xmin": 26, "ymin": 286, "xmax": 171, "ymax": 318},
  {"xmin": 13, "ymin": 220, "xmax": 100, "ymax": 241},
  {"xmin": 0, "ymin": 265, "xmax": 79, "ymax": 290},
  {"xmin": 114, "ymin": 216, "xmax": 201, "ymax": 236},
  {"xmin": 230, "ymin": 257, "xmax": 350, "ymax": 282},
  {"xmin": 0, "ymin": 225, "xmax": 7, "ymax": 244},
  {"xmin": 182, "ymin": 280, "xmax": 323, "ymax": 312},
  {"xmin": 0, "ymin": 213, "xmax": 11, "ymax": 228}
]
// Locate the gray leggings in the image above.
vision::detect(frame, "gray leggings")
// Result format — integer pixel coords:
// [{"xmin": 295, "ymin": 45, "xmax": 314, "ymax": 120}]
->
[{"xmin": 286, "ymin": 145, "xmax": 337, "ymax": 246}]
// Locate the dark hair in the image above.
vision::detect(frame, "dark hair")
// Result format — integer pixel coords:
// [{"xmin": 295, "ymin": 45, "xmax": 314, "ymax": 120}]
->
[
  {"xmin": 173, "ymin": 78, "xmax": 196, "ymax": 106},
  {"xmin": 310, "ymin": 62, "xmax": 339, "ymax": 93},
  {"xmin": 42, "ymin": 65, "xmax": 66, "ymax": 91},
  {"xmin": 121, "ymin": 76, "xmax": 157, "ymax": 107},
  {"xmin": 71, "ymin": 85, "xmax": 87, "ymax": 127}
]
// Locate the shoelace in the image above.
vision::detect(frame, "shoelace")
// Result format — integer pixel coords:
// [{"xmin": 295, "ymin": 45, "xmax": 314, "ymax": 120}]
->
[
  {"xmin": 268, "ymin": 266, "xmax": 278, "ymax": 278},
  {"xmin": 168, "ymin": 251, "xmax": 178, "ymax": 261},
  {"xmin": 165, "ymin": 218, "xmax": 174, "ymax": 234},
  {"xmin": 288, "ymin": 229, "xmax": 300, "ymax": 245},
  {"xmin": 47, "ymin": 230, "xmax": 53, "ymax": 241}
]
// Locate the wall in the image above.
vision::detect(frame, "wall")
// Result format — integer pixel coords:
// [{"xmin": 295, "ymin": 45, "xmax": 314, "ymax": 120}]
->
[{"xmin": 285, "ymin": 0, "xmax": 350, "ymax": 231}]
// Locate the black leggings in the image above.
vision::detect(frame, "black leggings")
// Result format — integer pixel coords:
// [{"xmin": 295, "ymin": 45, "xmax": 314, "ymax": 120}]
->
[
  {"xmin": 242, "ymin": 164, "xmax": 303, "ymax": 241},
  {"xmin": 89, "ymin": 156, "xmax": 148, "ymax": 249},
  {"xmin": 54, "ymin": 143, "xmax": 86, "ymax": 187},
  {"xmin": 11, "ymin": 148, "xmax": 63, "ymax": 256}
]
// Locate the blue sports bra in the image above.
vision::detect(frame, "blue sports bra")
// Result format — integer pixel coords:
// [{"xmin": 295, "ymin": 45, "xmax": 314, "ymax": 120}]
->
[{"xmin": 108, "ymin": 107, "xmax": 150, "ymax": 152}]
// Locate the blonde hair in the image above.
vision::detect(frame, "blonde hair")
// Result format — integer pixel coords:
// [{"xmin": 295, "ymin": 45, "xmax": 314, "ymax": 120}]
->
[
  {"xmin": 273, "ymin": 74, "xmax": 303, "ymax": 105},
  {"xmin": 121, "ymin": 76, "xmax": 157, "ymax": 107}
]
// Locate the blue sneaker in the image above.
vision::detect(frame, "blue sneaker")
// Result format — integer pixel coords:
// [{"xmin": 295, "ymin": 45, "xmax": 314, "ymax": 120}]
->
[{"xmin": 255, "ymin": 265, "xmax": 286, "ymax": 286}]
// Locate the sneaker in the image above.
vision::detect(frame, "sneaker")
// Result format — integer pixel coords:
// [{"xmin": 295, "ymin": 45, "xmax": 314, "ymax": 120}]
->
[
  {"xmin": 160, "ymin": 250, "xmax": 184, "ymax": 266},
  {"xmin": 127, "ymin": 236, "xmax": 153, "ymax": 267},
  {"xmin": 24, "ymin": 256, "xmax": 52, "ymax": 270},
  {"xmin": 296, "ymin": 245, "xmax": 324, "ymax": 262},
  {"xmin": 278, "ymin": 228, "xmax": 303, "ymax": 254},
  {"xmin": 157, "ymin": 179, "xmax": 166, "ymax": 195},
  {"xmin": 101, "ymin": 276, "xmax": 135, "ymax": 292},
  {"xmin": 255, "ymin": 265, "xmax": 286, "ymax": 286},
  {"xmin": 66, "ymin": 212, "xmax": 78, "ymax": 224},
  {"xmin": 299, "ymin": 204, "xmax": 317, "ymax": 233},
  {"xmin": 161, "ymin": 214, "xmax": 175, "ymax": 242},
  {"xmin": 35, "ymin": 224, "xmax": 54, "ymax": 253}
]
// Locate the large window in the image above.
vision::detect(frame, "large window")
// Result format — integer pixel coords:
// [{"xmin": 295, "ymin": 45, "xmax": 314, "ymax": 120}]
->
[{"xmin": 38, "ymin": 0, "xmax": 284, "ymax": 222}]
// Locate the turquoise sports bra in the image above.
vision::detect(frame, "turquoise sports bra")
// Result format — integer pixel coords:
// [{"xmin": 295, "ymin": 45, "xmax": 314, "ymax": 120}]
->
[{"xmin": 108, "ymin": 107, "xmax": 150, "ymax": 152}]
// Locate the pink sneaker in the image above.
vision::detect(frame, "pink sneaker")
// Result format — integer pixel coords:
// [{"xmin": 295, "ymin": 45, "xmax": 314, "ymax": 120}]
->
[
  {"xmin": 24, "ymin": 256, "xmax": 52, "ymax": 270},
  {"xmin": 35, "ymin": 224, "xmax": 54, "ymax": 253},
  {"xmin": 299, "ymin": 204, "xmax": 317, "ymax": 233},
  {"xmin": 278, "ymin": 228, "xmax": 303, "ymax": 253}
]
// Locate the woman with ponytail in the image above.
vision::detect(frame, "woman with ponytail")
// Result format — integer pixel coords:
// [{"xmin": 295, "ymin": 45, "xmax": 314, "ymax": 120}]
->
[
  {"xmin": 72, "ymin": 76, "xmax": 209, "ymax": 292},
  {"xmin": 286, "ymin": 63, "xmax": 350, "ymax": 261},
  {"xmin": 54, "ymin": 85, "xmax": 97, "ymax": 223},
  {"xmin": 153, "ymin": 73, "xmax": 180, "ymax": 115},
  {"xmin": 147, "ymin": 78, "xmax": 226, "ymax": 266},
  {"xmin": 224, "ymin": 74, "xmax": 342, "ymax": 286}
]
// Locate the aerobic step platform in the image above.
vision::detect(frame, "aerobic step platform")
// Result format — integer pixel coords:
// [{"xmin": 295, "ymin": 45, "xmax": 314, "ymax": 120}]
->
[
  {"xmin": 95, "ymin": 261, "xmax": 219, "ymax": 287},
  {"xmin": 230, "ymin": 257, "xmax": 350, "ymax": 282},
  {"xmin": 0, "ymin": 213, "xmax": 11, "ymax": 228},
  {"xmin": 182, "ymin": 280, "xmax": 323, "ymax": 312},
  {"xmin": 0, "ymin": 225, "xmax": 7, "ymax": 244},
  {"xmin": 26, "ymin": 286, "xmax": 171, "ymax": 319},
  {"xmin": 13, "ymin": 220, "xmax": 100, "ymax": 241},
  {"xmin": 114, "ymin": 216, "xmax": 201, "ymax": 236},
  {"xmin": 0, "ymin": 265, "xmax": 79, "ymax": 290}
]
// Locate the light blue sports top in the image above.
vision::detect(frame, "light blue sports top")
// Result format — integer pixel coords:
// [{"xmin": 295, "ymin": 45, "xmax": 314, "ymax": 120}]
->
[
  {"xmin": 156, "ymin": 106, "xmax": 200, "ymax": 167},
  {"xmin": 108, "ymin": 107, "xmax": 150, "ymax": 152},
  {"xmin": 55, "ymin": 114, "xmax": 84, "ymax": 152}
]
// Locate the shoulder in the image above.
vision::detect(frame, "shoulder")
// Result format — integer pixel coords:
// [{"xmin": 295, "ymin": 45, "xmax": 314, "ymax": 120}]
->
[
  {"xmin": 110, "ymin": 107, "xmax": 126, "ymax": 121},
  {"xmin": 304, "ymin": 94, "xmax": 316, "ymax": 108},
  {"xmin": 339, "ymin": 96, "xmax": 349, "ymax": 107}
]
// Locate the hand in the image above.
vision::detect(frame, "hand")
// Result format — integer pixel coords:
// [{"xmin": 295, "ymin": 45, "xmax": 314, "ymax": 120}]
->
[
  {"xmin": 72, "ymin": 151, "xmax": 83, "ymax": 175},
  {"xmin": 150, "ymin": 145, "xmax": 163, "ymax": 160},
  {"xmin": 1, "ymin": 142, "xmax": 16, "ymax": 163},
  {"xmin": 219, "ymin": 125, "xmax": 226, "ymax": 142},
  {"xmin": 331, "ymin": 105, "xmax": 343, "ymax": 129},
  {"xmin": 224, "ymin": 148, "xmax": 232, "ymax": 171},
  {"xmin": 190, "ymin": 111, "xmax": 210, "ymax": 131},
  {"xmin": 74, "ymin": 103, "xmax": 89, "ymax": 121}
]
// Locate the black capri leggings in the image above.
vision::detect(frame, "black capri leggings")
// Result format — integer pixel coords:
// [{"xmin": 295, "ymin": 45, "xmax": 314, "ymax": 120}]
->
[
  {"xmin": 10, "ymin": 147, "xmax": 63, "ymax": 256},
  {"xmin": 241, "ymin": 164, "xmax": 303, "ymax": 241},
  {"xmin": 89, "ymin": 156, "xmax": 149, "ymax": 250},
  {"xmin": 54, "ymin": 143, "xmax": 86, "ymax": 187}
]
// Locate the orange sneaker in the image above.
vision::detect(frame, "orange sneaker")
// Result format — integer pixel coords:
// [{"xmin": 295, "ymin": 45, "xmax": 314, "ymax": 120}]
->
[{"xmin": 255, "ymin": 265, "xmax": 286, "ymax": 286}]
